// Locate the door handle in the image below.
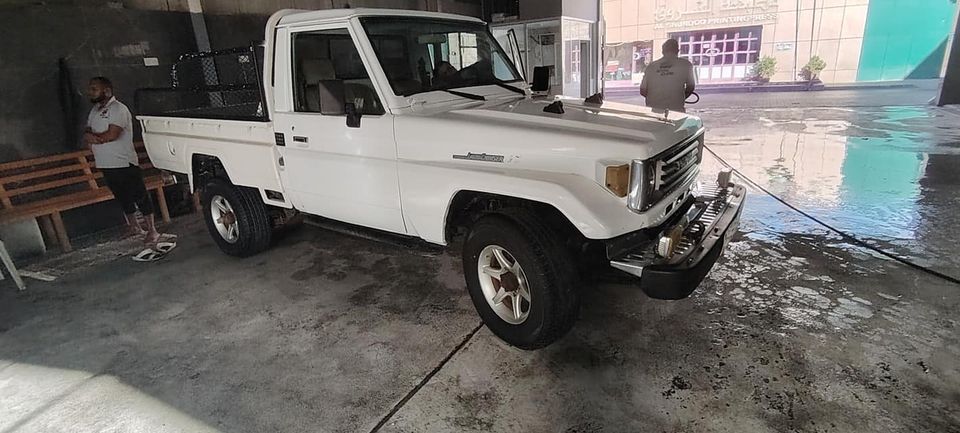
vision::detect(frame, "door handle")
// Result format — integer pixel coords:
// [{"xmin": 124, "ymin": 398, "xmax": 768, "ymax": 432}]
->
[{"xmin": 292, "ymin": 136, "xmax": 309, "ymax": 148}]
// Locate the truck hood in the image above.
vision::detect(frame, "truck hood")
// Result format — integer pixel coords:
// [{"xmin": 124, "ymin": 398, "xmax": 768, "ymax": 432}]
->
[
  {"xmin": 461, "ymin": 96, "xmax": 701, "ymax": 153},
  {"xmin": 395, "ymin": 94, "xmax": 703, "ymax": 177}
]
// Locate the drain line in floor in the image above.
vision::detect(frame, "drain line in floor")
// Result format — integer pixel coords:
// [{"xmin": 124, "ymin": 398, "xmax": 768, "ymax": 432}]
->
[{"xmin": 368, "ymin": 322, "xmax": 485, "ymax": 432}]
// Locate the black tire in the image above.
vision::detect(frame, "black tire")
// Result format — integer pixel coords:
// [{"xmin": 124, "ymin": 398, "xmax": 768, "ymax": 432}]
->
[
  {"xmin": 201, "ymin": 178, "xmax": 272, "ymax": 257},
  {"xmin": 462, "ymin": 211, "xmax": 580, "ymax": 350}
]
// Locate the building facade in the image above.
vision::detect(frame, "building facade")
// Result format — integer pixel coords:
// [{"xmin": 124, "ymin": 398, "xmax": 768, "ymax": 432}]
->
[{"xmin": 603, "ymin": 0, "xmax": 958, "ymax": 86}]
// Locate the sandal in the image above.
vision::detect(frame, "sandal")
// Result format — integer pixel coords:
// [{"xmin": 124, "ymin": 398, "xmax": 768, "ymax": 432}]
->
[
  {"xmin": 144, "ymin": 233, "xmax": 178, "ymax": 246},
  {"xmin": 155, "ymin": 241, "xmax": 177, "ymax": 254},
  {"xmin": 132, "ymin": 248, "xmax": 163, "ymax": 262}
]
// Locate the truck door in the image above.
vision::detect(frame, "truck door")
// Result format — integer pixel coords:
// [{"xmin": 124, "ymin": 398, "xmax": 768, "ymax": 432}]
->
[{"xmin": 272, "ymin": 25, "xmax": 406, "ymax": 234}]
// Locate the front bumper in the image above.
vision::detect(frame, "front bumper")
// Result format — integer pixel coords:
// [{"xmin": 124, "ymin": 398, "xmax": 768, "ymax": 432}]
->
[{"xmin": 607, "ymin": 176, "xmax": 746, "ymax": 300}]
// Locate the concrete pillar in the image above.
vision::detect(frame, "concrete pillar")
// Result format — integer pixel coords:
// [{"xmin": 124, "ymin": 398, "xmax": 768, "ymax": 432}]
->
[
  {"xmin": 187, "ymin": 0, "xmax": 222, "ymax": 109},
  {"xmin": 187, "ymin": 0, "xmax": 212, "ymax": 52}
]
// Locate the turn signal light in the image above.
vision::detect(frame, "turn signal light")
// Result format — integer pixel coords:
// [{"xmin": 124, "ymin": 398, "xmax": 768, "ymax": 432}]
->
[{"xmin": 605, "ymin": 164, "xmax": 630, "ymax": 197}]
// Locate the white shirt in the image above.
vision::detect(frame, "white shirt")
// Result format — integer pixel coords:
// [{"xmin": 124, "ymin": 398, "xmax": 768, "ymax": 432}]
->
[
  {"xmin": 640, "ymin": 55, "xmax": 697, "ymax": 112},
  {"xmin": 87, "ymin": 96, "xmax": 138, "ymax": 169}
]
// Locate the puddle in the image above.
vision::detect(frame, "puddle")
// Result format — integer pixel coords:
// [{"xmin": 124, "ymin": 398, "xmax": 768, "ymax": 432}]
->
[{"xmin": 700, "ymin": 106, "xmax": 960, "ymax": 277}]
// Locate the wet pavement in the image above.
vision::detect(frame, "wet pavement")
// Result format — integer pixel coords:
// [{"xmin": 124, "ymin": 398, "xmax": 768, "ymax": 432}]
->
[
  {"xmin": 2, "ymin": 102, "xmax": 960, "ymax": 432},
  {"xmin": 697, "ymin": 105, "xmax": 960, "ymax": 280}
]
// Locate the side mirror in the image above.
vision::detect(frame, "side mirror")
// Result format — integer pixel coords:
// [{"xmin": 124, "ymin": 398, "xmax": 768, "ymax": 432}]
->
[
  {"xmin": 345, "ymin": 102, "xmax": 361, "ymax": 128},
  {"xmin": 530, "ymin": 66, "xmax": 550, "ymax": 92}
]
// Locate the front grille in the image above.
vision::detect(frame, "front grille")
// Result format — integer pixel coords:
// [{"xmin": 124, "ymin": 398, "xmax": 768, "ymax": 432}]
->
[
  {"xmin": 654, "ymin": 132, "xmax": 702, "ymax": 197},
  {"xmin": 627, "ymin": 129, "xmax": 705, "ymax": 213}
]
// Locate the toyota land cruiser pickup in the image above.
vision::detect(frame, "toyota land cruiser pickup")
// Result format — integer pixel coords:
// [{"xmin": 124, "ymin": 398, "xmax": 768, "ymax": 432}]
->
[{"xmin": 137, "ymin": 8, "xmax": 746, "ymax": 349}]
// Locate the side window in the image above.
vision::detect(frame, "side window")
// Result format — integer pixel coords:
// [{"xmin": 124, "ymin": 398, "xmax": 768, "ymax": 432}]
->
[{"xmin": 292, "ymin": 29, "xmax": 385, "ymax": 115}]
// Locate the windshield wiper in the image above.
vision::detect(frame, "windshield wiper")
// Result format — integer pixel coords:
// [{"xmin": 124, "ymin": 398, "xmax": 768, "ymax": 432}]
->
[
  {"xmin": 493, "ymin": 81, "xmax": 526, "ymax": 96},
  {"xmin": 442, "ymin": 89, "xmax": 486, "ymax": 101}
]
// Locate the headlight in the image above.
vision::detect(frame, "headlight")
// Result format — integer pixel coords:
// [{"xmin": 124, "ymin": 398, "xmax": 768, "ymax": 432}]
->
[
  {"xmin": 627, "ymin": 159, "xmax": 654, "ymax": 212},
  {"xmin": 604, "ymin": 164, "xmax": 630, "ymax": 197}
]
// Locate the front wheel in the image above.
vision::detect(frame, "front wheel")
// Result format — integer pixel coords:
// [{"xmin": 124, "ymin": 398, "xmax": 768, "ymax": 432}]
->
[
  {"xmin": 462, "ymin": 212, "xmax": 580, "ymax": 350},
  {"xmin": 201, "ymin": 179, "xmax": 272, "ymax": 257}
]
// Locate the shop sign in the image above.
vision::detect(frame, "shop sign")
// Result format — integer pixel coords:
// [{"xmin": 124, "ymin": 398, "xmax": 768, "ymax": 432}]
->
[
  {"xmin": 654, "ymin": 13, "xmax": 778, "ymax": 29},
  {"xmin": 654, "ymin": 0, "xmax": 779, "ymax": 29},
  {"xmin": 775, "ymin": 42, "xmax": 794, "ymax": 50},
  {"xmin": 719, "ymin": 0, "xmax": 778, "ymax": 12}
]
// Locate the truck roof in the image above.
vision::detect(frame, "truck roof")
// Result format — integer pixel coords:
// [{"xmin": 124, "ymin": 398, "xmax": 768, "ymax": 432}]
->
[{"xmin": 275, "ymin": 8, "xmax": 486, "ymax": 26}]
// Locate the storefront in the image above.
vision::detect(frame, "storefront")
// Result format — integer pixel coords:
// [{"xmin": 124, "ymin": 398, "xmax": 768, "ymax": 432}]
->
[
  {"xmin": 603, "ymin": 0, "xmax": 958, "ymax": 86},
  {"xmin": 603, "ymin": 40, "xmax": 652, "ymax": 86}
]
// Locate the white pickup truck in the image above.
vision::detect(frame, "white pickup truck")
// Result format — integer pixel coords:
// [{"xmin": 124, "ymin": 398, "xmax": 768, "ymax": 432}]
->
[{"xmin": 137, "ymin": 8, "xmax": 745, "ymax": 349}]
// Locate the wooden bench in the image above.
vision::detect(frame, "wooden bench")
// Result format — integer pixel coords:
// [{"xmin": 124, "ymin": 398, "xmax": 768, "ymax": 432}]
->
[{"xmin": 0, "ymin": 142, "xmax": 171, "ymax": 253}]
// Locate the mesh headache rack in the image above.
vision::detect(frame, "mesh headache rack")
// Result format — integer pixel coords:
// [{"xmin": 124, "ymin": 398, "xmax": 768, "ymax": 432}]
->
[{"xmin": 135, "ymin": 44, "xmax": 268, "ymax": 121}]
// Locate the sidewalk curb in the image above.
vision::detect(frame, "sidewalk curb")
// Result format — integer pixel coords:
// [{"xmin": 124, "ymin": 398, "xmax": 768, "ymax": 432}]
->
[{"xmin": 603, "ymin": 81, "xmax": 920, "ymax": 95}]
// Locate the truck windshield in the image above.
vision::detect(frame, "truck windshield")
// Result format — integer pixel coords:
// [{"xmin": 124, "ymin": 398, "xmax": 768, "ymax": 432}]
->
[{"xmin": 360, "ymin": 17, "xmax": 523, "ymax": 97}]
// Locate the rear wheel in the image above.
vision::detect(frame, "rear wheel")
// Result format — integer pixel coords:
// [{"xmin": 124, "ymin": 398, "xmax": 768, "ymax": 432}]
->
[
  {"xmin": 201, "ymin": 179, "xmax": 272, "ymax": 257},
  {"xmin": 463, "ymin": 212, "xmax": 580, "ymax": 350}
]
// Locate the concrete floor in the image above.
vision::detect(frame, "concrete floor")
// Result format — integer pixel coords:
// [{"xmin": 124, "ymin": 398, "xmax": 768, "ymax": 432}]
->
[{"xmin": 2, "ymin": 98, "xmax": 960, "ymax": 432}]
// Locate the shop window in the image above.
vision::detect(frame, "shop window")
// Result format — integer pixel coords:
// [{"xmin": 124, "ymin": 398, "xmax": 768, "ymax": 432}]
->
[
  {"xmin": 671, "ymin": 26, "xmax": 761, "ymax": 68},
  {"xmin": 671, "ymin": 26, "xmax": 762, "ymax": 82},
  {"xmin": 602, "ymin": 40, "xmax": 652, "ymax": 82}
]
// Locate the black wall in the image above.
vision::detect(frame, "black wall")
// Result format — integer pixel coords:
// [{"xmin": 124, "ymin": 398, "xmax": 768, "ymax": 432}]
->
[
  {"xmin": 0, "ymin": 4, "xmax": 198, "ymax": 162},
  {"xmin": 205, "ymin": 13, "xmax": 270, "ymax": 50},
  {"xmin": 0, "ymin": 4, "xmax": 283, "ymax": 237},
  {"xmin": 0, "ymin": 4, "xmax": 198, "ymax": 236}
]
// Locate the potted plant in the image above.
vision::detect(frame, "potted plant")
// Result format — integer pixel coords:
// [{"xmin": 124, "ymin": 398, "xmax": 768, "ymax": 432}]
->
[
  {"xmin": 801, "ymin": 55, "xmax": 827, "ymax": 82},
  {"xmin": 751, "ymin": 56, "xmax": 777, "ymax": 83}
]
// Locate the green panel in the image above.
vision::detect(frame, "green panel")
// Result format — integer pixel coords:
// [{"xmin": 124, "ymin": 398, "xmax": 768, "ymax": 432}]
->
[
  {"xmin": 881, "ymin": 37, "xmax": 911, "ymax": 80},
  {"xmin": 857, "ymin": 0, "xmax": 958, "ymax": 81},
  {"xmin": 857, "ymin": 34, "xmax": 886, "ymax": 81}
]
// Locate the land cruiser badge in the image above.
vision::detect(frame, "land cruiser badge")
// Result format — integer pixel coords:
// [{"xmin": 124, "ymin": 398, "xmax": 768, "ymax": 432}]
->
[{"xmin": 453, "ymin": 153, "xmax": 505, "ymax": 163}]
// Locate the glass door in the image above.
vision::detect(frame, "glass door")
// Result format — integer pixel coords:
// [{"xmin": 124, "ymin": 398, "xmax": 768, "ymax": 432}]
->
[{"xmin": 562, "ymin": 18, "xmax": 592, "ymax": 98}]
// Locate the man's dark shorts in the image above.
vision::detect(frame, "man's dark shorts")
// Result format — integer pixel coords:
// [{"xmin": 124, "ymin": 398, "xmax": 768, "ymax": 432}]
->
[{"xmin": 101, "ymin": 164, "xmax": 154, "ymax": 216}]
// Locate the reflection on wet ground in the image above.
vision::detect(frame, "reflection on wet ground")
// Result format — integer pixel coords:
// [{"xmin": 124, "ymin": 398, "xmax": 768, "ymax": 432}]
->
[{"xmin": 698, "ymin": 106, "xmax": 960, "ymax": 278}]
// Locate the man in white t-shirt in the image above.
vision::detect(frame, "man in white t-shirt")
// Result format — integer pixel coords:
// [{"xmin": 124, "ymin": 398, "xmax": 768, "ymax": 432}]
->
[
  {"xmin": 84, "ymin": 76, "xmax": 163, "ymax": 244},
  {"xmin": 640, "ymin": 39, "xmax": 697, "ymax": 112}
]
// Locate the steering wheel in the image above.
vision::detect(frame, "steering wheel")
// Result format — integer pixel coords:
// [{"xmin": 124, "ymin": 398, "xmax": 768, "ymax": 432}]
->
[{"xmin": 686, "ymin": 91, "xmax": 700, "ymax": 104}]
